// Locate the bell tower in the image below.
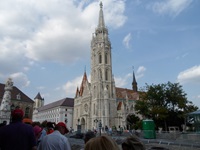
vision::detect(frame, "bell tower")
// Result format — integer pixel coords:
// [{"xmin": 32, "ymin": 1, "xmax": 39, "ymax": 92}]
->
[{"xmin": 90, "ymin": 2, "xmax": 117, "ymax": 128}]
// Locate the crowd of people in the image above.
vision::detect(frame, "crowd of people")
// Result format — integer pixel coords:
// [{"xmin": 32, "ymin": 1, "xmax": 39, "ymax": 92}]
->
[{"xmin": 0, "ymin": 108, "xmax": 146, "ymax": 150}]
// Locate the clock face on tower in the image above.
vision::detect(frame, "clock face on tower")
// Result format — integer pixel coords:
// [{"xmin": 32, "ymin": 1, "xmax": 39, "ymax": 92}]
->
[{"xmin": 84, "ymin": 104, "xmax": 88, "ymax": 112}]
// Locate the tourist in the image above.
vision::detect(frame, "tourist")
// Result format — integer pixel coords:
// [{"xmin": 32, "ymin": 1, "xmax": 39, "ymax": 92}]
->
[
  {"xmin": 80, "ymin": 131, "xmax": 96, "ymax": 150},
  {"xmin": 38, "ymin": 122, "xmax": 71, "ymax": 150},
  {"xmin": 0, "ymin": 109, "xmax": 37, "ymax": 150},
  {"xmin": 33, "ymin": 125, "xmax": 43, "ymax": 147},
  {"xmin": 84, "ymin": 135, "xmax": 120, "ymax": 150},
  {"xmin": 0, "ymin": 120, "xmax": 7, "ymax": 127},
  {"xmin": 121, "ymin": 135, "xmax": 145, "ymax": 150},
  {"xmin": 83, "ymin": 130, "xmax": 96, "ymax": 144}
]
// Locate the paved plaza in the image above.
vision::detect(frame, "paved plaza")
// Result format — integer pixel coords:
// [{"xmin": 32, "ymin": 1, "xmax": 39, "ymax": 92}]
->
[{"xmin": 67, "ymin": 132, "xmax": 200, "ymax": 150}]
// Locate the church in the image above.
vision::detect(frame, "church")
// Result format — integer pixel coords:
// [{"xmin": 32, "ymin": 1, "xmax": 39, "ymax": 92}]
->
[{"xmin": 72, "ymin": 2, "xmax": 140, "ymax": 131}]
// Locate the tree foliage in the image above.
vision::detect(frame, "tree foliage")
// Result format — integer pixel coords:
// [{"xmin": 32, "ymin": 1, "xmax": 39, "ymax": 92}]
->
[{"xmin": 135, "ymin": 82, "xmax": 198, "ymax": 130}]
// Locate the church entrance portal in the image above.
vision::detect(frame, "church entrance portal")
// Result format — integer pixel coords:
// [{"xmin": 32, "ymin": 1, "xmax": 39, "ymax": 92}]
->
[{"xmin": 81, "ymin": 118, "xmax": 86, "ymax": 132}]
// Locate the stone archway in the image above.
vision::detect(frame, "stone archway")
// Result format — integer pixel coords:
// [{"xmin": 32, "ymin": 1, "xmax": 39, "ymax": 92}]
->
[{"xmin": 81, "ymin": 118, "xmax": 86, "ymax": 132}]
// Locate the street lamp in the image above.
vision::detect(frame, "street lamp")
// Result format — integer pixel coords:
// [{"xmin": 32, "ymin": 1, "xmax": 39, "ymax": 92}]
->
[
  {"xmin": 10, "ymin": 105, "xmax": 15, "ymax": 124},
  {"xmin": 99, "ymin": 120, "xmax": 102, "ymax": 136},
  {"xmin": 77, "ymin": 119, "xmax": 81, "ymax": 134}
]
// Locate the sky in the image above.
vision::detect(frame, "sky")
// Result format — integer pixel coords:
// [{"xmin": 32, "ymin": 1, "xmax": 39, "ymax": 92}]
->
[{"xmin": 0, "ymin": 0, "xmax": 199, "ymax": 107}]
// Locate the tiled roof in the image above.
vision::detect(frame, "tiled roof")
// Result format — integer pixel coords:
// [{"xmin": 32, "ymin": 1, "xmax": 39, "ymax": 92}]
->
[
  {"xmin": 38, "ymin": 97, "xmax": 74, "ymax": 111},
  {"xmin": 0, "ymin": 83, "xmax": 34, "ymax": 103},
  {"xmin": 115, "ymin": 87, "xmax": 139, "ymax": 100}
]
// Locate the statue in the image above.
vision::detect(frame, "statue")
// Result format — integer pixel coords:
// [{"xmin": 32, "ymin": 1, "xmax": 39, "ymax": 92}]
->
[{"xmin": 0, "ymin": 78, "xmax": 13, "ymax": 116}]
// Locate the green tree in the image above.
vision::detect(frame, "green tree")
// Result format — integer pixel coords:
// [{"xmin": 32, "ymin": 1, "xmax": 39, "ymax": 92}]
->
[{"xmin": 135, "ymin": 82, "xmax": 198, "ymax": 130}]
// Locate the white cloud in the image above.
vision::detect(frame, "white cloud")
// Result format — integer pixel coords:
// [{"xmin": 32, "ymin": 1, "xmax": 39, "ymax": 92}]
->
[
  {"xmin": 136, "ymin": 66, "xmax": 146, "ymax": 79},
  {"xmin": 9, "ymin": 72, "xmax": 30, "ymax": 88},
  {"xmin": 0, "ymin": 0, "xmax": 127, "ymax": 75},
  {"xmin": 63, "ymin": 76, "xmax": 83, "ymax": 97},
  {"xmin": 177, "ymin": 65, "xmax": 200, "ymax": 84},
  {"xmin": 37, "ymin": 86, "xmax": 45, "ymax": 90},
  {"xmin": 123, "ymin": 33, "xmax": 132, "ymax": 49},
  {"xmin": 149, "ymin": 0, "xmax": 193, "ymax": 17},
  {"xmin": 115, "ymin": 73, "xmax": 132, "ymax": 87}
]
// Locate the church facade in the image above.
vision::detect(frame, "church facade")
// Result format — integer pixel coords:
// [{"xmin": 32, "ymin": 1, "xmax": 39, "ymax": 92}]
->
[{"xmin": 72, "ymin": 2, "xmax": 140, "ymax": 131}]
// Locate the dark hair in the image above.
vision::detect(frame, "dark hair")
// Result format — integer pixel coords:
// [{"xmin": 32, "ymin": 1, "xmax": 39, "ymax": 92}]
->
[
  {"xmin": 84, "ymin": 131, "xmax": 96, "ymax": 144},
  {"xmin": 122, "ymin": 136, "xmax": 145, "ymax": 150}
]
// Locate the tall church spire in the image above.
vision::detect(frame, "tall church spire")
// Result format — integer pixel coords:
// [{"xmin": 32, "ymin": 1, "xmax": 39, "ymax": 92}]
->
[
  {"xmin": 132, "ymin": 68, "xmax": 138, "ymax": 92},
  {"xmin": 98, "ymin": 1, "xmax": 105, "ymax": 28}
]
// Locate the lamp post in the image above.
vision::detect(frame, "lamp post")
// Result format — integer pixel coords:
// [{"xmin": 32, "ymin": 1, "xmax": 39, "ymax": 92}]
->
[
  {"xmin": 99, "ymin": 120, "xmax": 102, "ymax": 136},
  {"xmin": 77, "ymin": 119, "xmax": 81, "ymax": 134},
  {"xmin": 9, "ymin": 105, "xmax": 15, "ymax": 124}
]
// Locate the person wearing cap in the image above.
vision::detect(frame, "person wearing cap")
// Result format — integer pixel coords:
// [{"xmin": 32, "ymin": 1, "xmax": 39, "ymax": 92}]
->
[
  {"xmin": 39, "ymin": 122, "xmax": 71, "ymax": 150},
  {"xmin": 0, "ymin": 109, "xmax": 37, "ymax": 150}
]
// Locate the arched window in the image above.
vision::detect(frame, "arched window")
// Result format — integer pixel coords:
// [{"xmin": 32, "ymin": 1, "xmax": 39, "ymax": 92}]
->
[
  {"xmin": 99, "ymin": 53, "xmax": 102, "ymax": 63},
  {"xmin": 25, "ymin": 107, "xmax": 30, "ymax": 118},
  {"xmin": 93, "ymin": 103, "xmax": 95, "ymax": 115},
  {"xmin": 99, "ymin": 69, "xmax": 102, "ymax": 79},
  {"xmin": 105, "ymin": 69, "xmax": 108, "ymax": 80},
  {"xmin": 105, "ymin": 53, "xmax": 108, "ymax": 64}
]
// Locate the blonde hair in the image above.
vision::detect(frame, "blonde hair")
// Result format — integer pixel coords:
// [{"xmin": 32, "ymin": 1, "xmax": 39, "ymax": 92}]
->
[{"xmin": 85, "ymin": 135, "xmax": 120, "ymax": 150}]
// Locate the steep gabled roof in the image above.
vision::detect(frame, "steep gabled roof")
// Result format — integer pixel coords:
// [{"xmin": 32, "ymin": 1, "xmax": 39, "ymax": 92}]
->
[
  {"xmin": 38, "ymin": 97, "xmax": 74, "ymax": 111},
  {"xmin": 79, "ymin": 71, "xmax": 89, "ymax": 96},
  {"xmin": 0, "ymin": 83, "xmax": 34, "ymax": 104},
  {"xmin": 115, "ymin": 87, "xmax": 139, "ymax": 100},
  {"xmin": 34, "ymin": 92, "xmax": 43, "ymax": 100}
]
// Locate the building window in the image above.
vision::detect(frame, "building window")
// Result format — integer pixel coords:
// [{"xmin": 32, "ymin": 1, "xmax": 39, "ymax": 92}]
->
[
  {"xmin": 16, "ymin": 93, "xmax": 21, "ymax": 100},
  {"xmin": 93, "ymin": 103, "xmax": 95, "ymax": 115},
  {"xmin": 99, "ymin": 53, "xmax": 102, "ymax": 63},
  {"xmin": 105, "ymin": 69, "xmax": 108, "ymax": 80},
  {"xmin": 99, "ymin": 69, "xmax": 102, "ymax": 79},
  {"xmin": 25, "ymin": 107, "xmax": 30, "ymax": 118},
  {"xmin": 105, "ymin": 53, "xmax": 107, "ymax": 64}
]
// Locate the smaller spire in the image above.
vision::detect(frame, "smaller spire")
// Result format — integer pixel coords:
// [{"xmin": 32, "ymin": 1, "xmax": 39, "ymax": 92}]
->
[
  {"xmin": 132, "ymin": 67, "xmax": 138, "ymax": 92},
  {"xmin": 100, "ymin": 1, "xmax": 103, "ymax": 9},
  {"xmin": 98, "ymin": 1, "xmax": 105, "ymax": 28},
  {"xmin": 34, "ymin": 92, "xmax": 43, "ymax": 100}
]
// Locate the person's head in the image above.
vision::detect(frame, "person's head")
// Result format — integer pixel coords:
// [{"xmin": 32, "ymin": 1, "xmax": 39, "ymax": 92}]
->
[
  {"xmin": 55, "ymin": 122, "xmax": 69, "ymax": 135},
  {"xmin": 121, "ymin": 136, "xmax": 145, "ymax": 150},
  {"xmin": 11, "ymin": 109, "xmax": 24, "ymax": 122},
  {"xmin": 33, "ymin": 125, "xmax": 43, "ymax": 140},
  {"xmin": 83, "ymin": 131, "xmax": 96, "ymax": 144},
  {"xmin": 3, "ymin": 120, "xmax": 7, "ymax": 125},
  {"xmin": 85, "ymin": 135, "xmax": 120, "ymax": 150}
]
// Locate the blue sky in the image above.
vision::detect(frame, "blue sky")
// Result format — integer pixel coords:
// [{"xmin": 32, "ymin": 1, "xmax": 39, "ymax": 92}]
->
[{"xmin": 0, "ymin": 0, "xmax": 199, "ymax": 107}]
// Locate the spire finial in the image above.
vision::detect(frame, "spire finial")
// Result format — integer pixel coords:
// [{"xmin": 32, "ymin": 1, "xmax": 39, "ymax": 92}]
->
[{"xmin": 100, "ymin": 1, "xmax": 103, "ymax": 9}]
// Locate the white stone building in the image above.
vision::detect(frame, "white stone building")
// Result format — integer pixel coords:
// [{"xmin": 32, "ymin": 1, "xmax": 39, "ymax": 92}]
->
[
  {"xmin": 72, "ymin": 2, "xmax": 140, "ymax": 132},
  {"xmin": 32, "ymin": 94, "xmax": 74, "ymax": 128}
]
